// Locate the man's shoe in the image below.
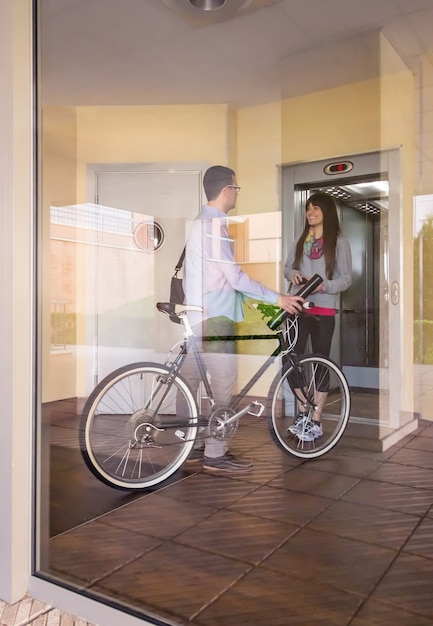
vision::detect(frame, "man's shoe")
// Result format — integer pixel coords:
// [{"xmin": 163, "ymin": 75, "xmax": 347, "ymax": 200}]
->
[
  {"xmin": 288, "ymin": 413, "xmax": 308, "ymax": 435},
  {"xmin": 185, "ymin": 447, "xmax": 205, "ymax": 464},
  {"xmin": 297, "ymin": 420, "xmax": 323, "ymax": 442},
  {"xmin": 203, "ymin": 453, "xmax": 253, "ymax": 473}
]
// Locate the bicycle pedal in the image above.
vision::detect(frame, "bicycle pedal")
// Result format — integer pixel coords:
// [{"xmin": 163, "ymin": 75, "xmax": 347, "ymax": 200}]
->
[{"xmin": 248, "ymin": 401, "xmax": 265, "ymax": 417}]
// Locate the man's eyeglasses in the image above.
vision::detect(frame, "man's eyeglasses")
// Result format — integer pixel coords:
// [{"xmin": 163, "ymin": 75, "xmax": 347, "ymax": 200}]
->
[{"xmin": 225, "ymin": 185, "xmax": 241, "ymax": 192}]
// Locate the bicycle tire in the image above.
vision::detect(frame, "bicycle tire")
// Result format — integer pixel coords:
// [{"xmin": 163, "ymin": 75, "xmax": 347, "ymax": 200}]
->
[
  {"xmin": 79, "ymin": 362, "xmax": 198, "ymax": 491},
  {"xmin": 268, "ymin": 354, "xmax": 350, "ymax": 459}
]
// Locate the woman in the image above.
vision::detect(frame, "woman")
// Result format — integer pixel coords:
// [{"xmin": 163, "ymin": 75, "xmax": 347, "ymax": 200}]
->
[{"xmin": 284, "ymin": 192, "xmax": 352, "ymax": 442}]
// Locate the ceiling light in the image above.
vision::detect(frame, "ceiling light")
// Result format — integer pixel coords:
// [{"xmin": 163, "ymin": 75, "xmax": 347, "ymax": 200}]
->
[
  {"xmin": 189, "ymin": 0, "xmax": 227, "ymax": 9},
  {"xmin": 160, "ymin": 0, "xmax": 258, "ymax": 26}
]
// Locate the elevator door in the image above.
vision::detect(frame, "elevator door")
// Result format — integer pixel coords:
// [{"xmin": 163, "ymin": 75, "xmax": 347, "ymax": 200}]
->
[
  {"xmin": 281, "ymin": 152, "xmax": 392, "ymax": 413},
  {"xmin": 296, "ymin": 181, "xmax": 384, "ymax": 390}
]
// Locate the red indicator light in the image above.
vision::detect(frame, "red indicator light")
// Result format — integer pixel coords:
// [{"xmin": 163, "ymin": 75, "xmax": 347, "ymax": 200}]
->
[{"xmin": 324, "ymin": 161, "xmax": 354, "ymax": 175}]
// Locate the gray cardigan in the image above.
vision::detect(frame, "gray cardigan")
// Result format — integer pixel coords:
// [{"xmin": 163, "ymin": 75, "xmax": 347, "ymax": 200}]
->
[{"xmin": 284, "ymin": 235, "xmax": 352, "ymax": 309}]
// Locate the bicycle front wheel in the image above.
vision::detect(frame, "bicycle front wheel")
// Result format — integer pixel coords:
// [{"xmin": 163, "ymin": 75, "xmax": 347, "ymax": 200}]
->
[
  {"xmin": 79, "ymin": 362, "xmax": 198, "ymax": 491},
  {"xmin": 269, "ymin": 355, "xmax": 350, "ymax": 459}
]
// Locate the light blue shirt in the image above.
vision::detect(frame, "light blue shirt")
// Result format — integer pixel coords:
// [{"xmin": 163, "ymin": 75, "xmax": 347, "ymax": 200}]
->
[{"xmin": 184, "ymin": 205, "xmax": 279, "ymax": 324}]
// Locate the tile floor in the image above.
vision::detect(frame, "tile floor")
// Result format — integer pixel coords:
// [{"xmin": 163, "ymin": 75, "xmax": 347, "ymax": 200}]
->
[{"xmin": 5, "ymin": 365, "xmax": 433, "ymax": 626}]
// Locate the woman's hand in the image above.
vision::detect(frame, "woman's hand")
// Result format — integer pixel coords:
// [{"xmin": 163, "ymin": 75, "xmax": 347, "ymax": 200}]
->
[{"xmin": 291, "ymin": 272, "xmax": 305, "ymax": 286}]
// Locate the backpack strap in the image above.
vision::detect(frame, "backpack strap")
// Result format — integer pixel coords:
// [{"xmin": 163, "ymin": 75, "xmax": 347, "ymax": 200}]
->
[{"xmin": 174, "ymin": 247, "xmax": 186, "ymax": 276}]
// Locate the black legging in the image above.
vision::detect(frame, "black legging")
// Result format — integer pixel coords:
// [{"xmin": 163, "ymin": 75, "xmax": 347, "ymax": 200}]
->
[
  {"xmin": 295, "ymin": 314, "xmax": 335, "ymax": 358},
  {"xmin": 292, "ymin": 314, "xmax": 335, "ymax": 394}
]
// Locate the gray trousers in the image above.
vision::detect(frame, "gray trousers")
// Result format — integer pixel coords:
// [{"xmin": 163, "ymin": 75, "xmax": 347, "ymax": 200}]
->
[{"xmin": 181, "ymin": 316, "xmax": 237, "ymax": 458}]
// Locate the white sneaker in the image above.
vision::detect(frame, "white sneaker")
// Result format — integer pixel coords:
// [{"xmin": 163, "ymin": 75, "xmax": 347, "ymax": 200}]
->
[
  {"xmin": 288, "ymin": 413, "xmax": 308, "ymax": 435},
  {"xmin": 297, "ymin": 421, "xmax": 323, "ymax": 442}
]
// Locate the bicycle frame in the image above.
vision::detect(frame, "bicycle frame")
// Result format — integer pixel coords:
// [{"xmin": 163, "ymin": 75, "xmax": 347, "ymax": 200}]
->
[{"xmin": 163, "ymin": 315, "xmax": 312, "ymax": 432}]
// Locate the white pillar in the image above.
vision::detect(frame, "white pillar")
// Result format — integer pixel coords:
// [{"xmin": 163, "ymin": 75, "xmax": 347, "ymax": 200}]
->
[{"xmin": 0, "ymin": 0, "xmax": 33, "ymax": 603}]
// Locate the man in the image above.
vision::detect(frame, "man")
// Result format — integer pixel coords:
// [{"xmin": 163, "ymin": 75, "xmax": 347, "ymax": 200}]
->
[{"xmin": 183, "ymin": 165, "xmax": 303, "ymax": 473}]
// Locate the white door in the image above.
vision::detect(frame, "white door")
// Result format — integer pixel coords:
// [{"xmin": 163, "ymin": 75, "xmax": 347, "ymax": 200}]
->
[{"xmin": 85, "ymin": 162, "xmax": 208, "ymax": 388}]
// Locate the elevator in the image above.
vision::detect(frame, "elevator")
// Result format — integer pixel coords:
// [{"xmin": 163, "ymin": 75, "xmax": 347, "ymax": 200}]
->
[{"xmin": 281, "ymin": 150, "xmax": 409, "ymax": 429}]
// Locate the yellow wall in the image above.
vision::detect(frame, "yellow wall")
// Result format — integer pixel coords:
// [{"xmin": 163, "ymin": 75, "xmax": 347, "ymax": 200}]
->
[
  {"xmin": 236, "ymin": 101, "xmax": 282, "ymax": 215},
  {"xmin": 42, "ymin": 107, "xmax": 78, "ymax": 401},
  {"xmin": 234, "ymin": 80, "xmax": 382, "ymax": 235},
  {"xmin": 281, "ymin": 78, "xmax": 381, "ymax": 163},
  {"xmin": 75, "ymin": 105, "xmax": 230, "ymax": 201}
]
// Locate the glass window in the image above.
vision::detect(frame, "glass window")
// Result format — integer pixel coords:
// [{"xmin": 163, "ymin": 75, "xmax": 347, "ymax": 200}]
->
[{"xmin": 36, "ymin": 1, "xmax": 425, "ymax": 623}]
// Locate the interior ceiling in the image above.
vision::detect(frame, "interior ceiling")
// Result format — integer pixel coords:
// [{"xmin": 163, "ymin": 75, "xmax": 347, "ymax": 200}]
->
[{"xmin": 40, "ymin": 0, "xmax": 433, "ymax": 107}]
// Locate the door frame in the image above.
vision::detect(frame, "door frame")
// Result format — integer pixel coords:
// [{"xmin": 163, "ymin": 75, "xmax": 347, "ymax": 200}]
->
[
  {"xmin": 85, "ymin": 161, "xmax": 209, "ymax": 390},
  {"xmin": 280, "ymin": 149, "xmax": 403, "ymax": 427}
]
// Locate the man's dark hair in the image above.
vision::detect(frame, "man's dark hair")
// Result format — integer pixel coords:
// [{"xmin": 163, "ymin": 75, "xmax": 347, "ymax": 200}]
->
[{"xmin": 203, "ymin": 165, "xmax": 235, "ymax": 201}]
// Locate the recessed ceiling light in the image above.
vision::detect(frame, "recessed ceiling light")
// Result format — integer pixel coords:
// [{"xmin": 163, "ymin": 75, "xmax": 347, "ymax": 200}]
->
[
  {"xmin": 160, "ymin": 0, "xmax": 256, "ymax": 25},
  {"xmin": 189, "ymin": 0, "xmax": 226, "ymax": 9}
]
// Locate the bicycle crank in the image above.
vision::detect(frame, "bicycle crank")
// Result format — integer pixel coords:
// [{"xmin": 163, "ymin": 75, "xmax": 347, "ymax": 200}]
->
[
  {"xmin": 207, "ymin": 401, "xmax": 265, "ymax": 440},
  {"xmin": 208, "ymin": 406, "xmax": 238, "ymax": 440}
]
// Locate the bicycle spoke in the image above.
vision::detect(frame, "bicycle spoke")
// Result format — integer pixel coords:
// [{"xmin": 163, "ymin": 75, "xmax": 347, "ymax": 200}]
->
[
  {"xmin": 269, "ymin": 355, "xmax": 350, "ymax": 459},
  {"xmin": 80, "ymin": 363, "xmax": 197, "ymax": 490}
]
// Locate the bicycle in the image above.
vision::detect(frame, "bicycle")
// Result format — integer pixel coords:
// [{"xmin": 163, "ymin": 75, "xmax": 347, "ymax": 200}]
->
[{"xmin": 79, "ymin": 275, "xmax": 351, "ymax": 491}]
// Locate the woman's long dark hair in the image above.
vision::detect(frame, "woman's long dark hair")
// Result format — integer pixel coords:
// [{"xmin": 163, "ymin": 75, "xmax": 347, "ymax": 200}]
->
[{"xmin": 293, "ymin": 192, "xmax": 340, "ymax": 279}]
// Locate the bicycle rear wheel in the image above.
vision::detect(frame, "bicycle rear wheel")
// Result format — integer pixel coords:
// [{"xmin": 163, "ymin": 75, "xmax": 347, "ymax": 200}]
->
[
  {"xmin": 269, "ymin": 354, "xmax": 350, "ymax": 459},
  {"xmin": 79, "ymin": 362, "xmax": 197, "ymax": 490}
]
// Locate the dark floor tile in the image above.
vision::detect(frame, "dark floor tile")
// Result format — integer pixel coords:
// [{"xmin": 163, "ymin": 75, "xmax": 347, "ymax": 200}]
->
[
  {"xmin": 341, "ymin": 479, "xmax": 433, "ymax": 516},
  {"xmin": 49, "ymin": 520, "xmax": 160, "ymax": 585},
  {"xmin": 350, "ymin": 598, "xmax": 433, "ymax": 625},
  {"xmin": 403, "ymin": 517, "xmax": 433, "ymax": 559},
  {"xmin": 91, "ymin": 541, "xmax": 250, "ymax": 624},
  {"xmin": 43, "ymin": 399, "xmax": 80, "ymax": 423},
  {"xmin": 329, "ymin": 444, "xmax": 401, "ymax": 463},
  {"xmin": 268, "ymin": 466, "xmax": 360, "ymax": 499},
  {"xmin": 98, "ymin": 493, "xmax": 217, "ymax": 540},
  {"xmin": 368, "ymin": 462, "xmax": 433, "ymax": 489},
  {"xmin": 404, "ymin": 435, "xmax": 433, "ymax": 453},
  {"xmin": 195, "ymin": 566, "xmax": 361, "ymax": 626},
  {"xmin": 214, "ymin": 458, "xmax": 289, "ymax": 485},
  {"xmin": 389, "ymin": 447, "xmax": 433, "ymax": 469},
  {"xmin": 50, "ymin": 444, "xmax": 83, "ymax": 472},
  {"xmin": 175, "ymin": 508, "xmax": 298, "ymax": 564},
  {"xmin": 245, "ymin": 440, "xmax": 303, "ymax": 467},
  {"xmin": 49, "ymin": 459, "xmax": 142, "ymax": 536},
  {"xmin": 413, "ymin": 420, "xmax": 433, "ymax": 435},
  {"xmin": 309, "ymin": 500, "xmax": 419, "ymax": 549},
  {"xmin": 228, "ymin": 484, "xmax": 332, "ymax": 526},
  {"xmin": 307, "ymin": 452, "xmax": 384, "ymax": 477},
  {"xmin": 262, "ymin": 527, "xmax": 396, "ymax": 596},
  {"xmin": 157, "ymin": 472, "xmax": 258, "ymax": 507},
  {"xmin": 371, "ymin": 552, "xmax": 433, "ymax": 618}
]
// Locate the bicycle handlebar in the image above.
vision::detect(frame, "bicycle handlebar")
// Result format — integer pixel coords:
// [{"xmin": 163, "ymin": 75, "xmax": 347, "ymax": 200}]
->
[{"xmin": 267, "ymin": 273, "xmax": 323, "ymax": 331}]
